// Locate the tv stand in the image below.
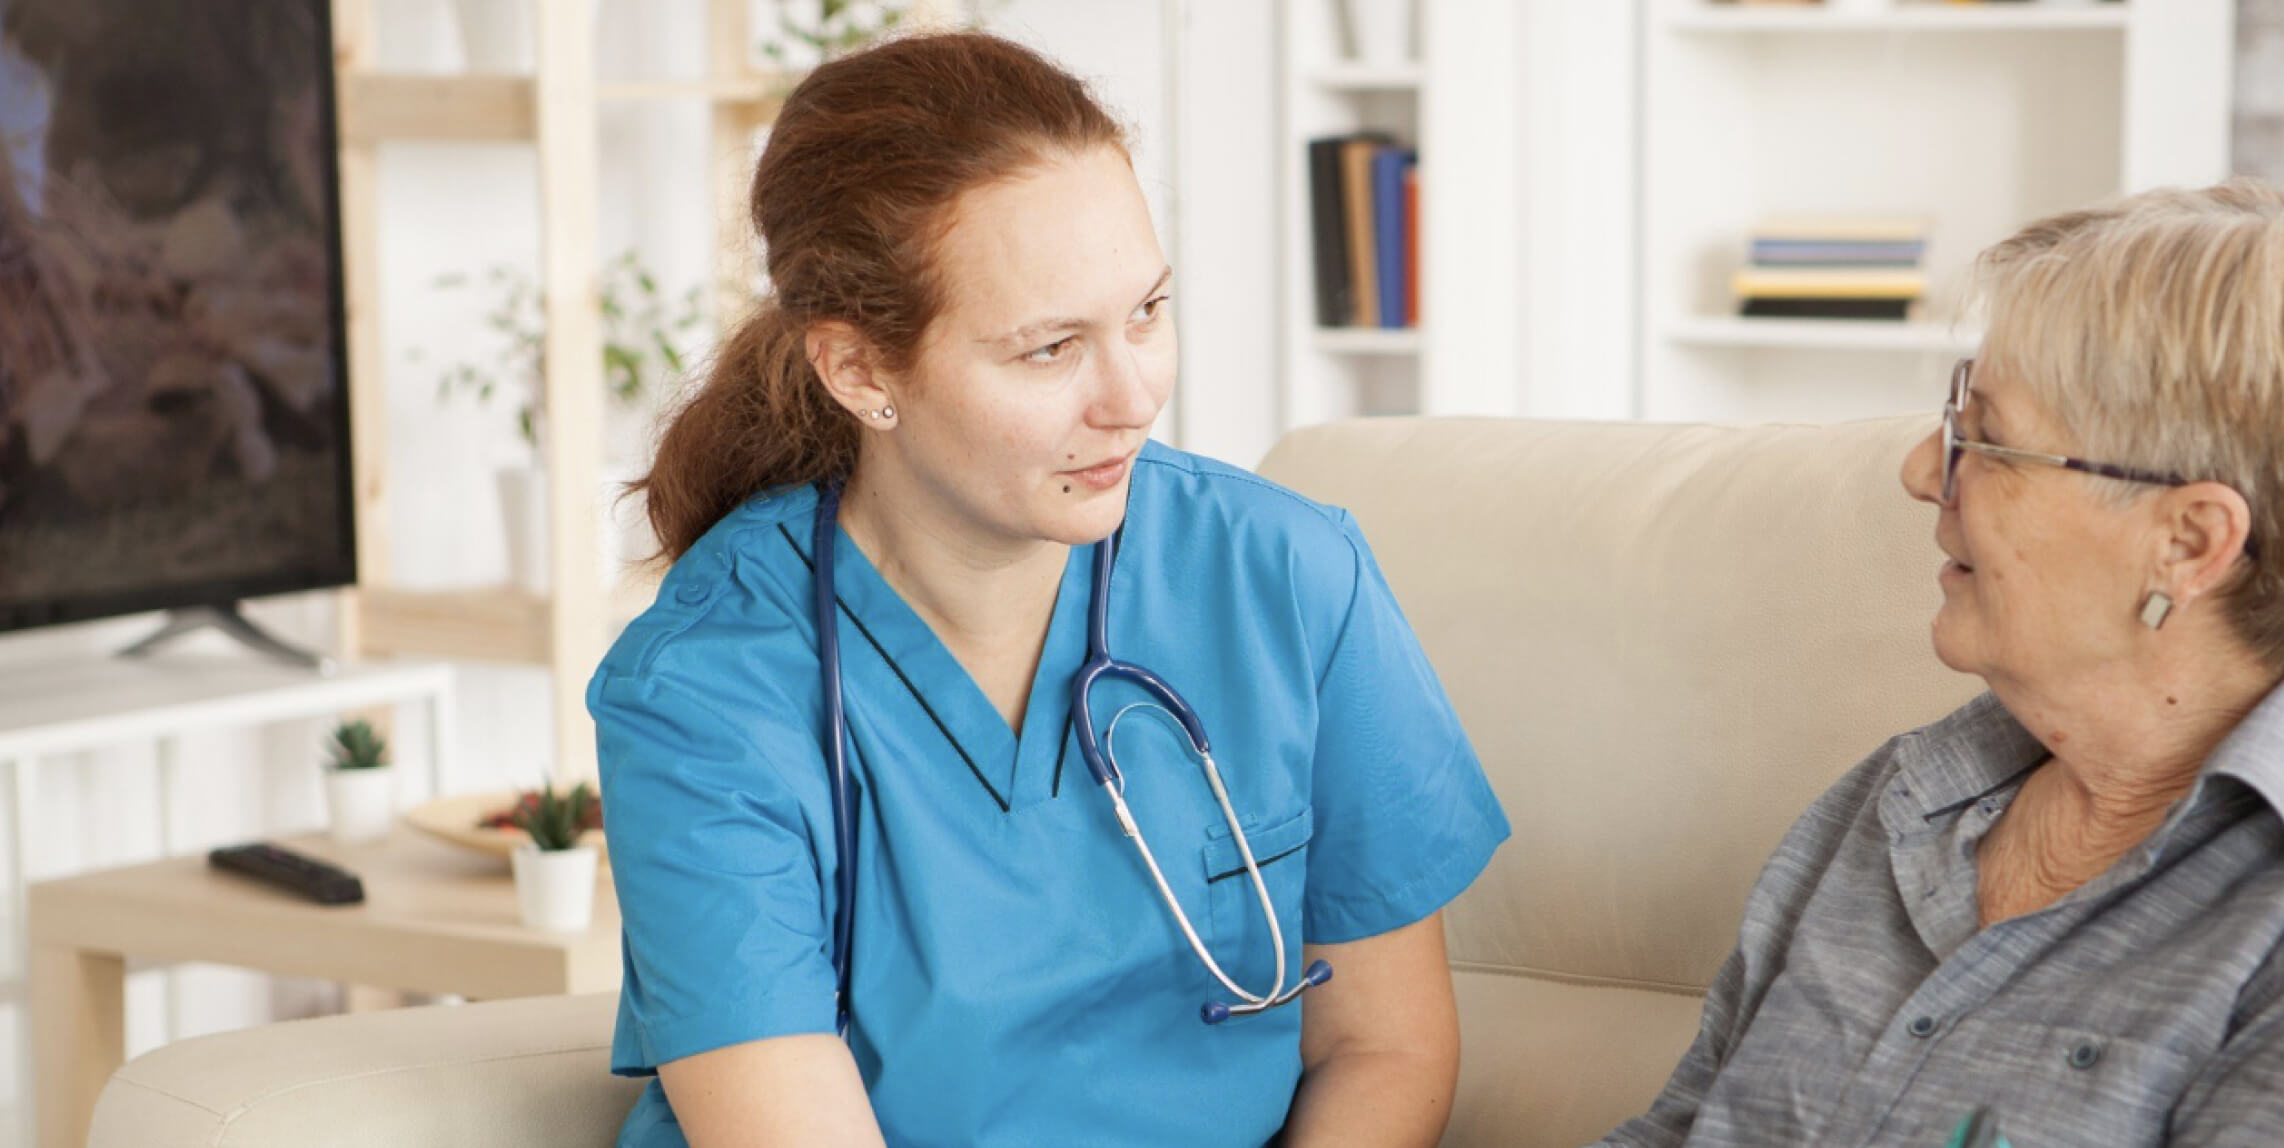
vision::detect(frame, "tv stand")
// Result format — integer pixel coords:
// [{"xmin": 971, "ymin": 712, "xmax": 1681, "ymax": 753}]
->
[{"xmin": 117, "ymin": 604, "xmax": 336, "ymax": 674}]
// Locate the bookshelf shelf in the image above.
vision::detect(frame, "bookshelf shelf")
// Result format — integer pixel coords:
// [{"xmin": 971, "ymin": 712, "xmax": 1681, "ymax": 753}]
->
[
  {"xmin": 1314, "ymin": 327, "xmax": 1423, "ymax": 355},
  {"xmin": 338, "ymin": 74, "xmax": 536, "ymax": 144},
  {"xmin": 1665, "ymin": 4, "xmax": 2129, "ymax": 33},
  {"xmin": 1305, "ymin": 64, "xmax": 1424, "ymax": 92},
  {"xmin": 1664, "ymin": 316, "xmax": 1980, "ymax": 353},
  {"xmin": 1640, "ymin": 0, "xmax": 2228, "ymax": 423}
]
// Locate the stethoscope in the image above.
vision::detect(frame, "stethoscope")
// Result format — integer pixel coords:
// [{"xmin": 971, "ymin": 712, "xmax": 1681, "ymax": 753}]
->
[{"xmin": 812, "ymin": 479, "xmax": 1331, "ymax": 1035}]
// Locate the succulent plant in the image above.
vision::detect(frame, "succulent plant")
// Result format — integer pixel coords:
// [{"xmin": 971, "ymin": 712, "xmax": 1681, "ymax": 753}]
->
[
  {"xmin": 325, "ymin": 719, "xmax": 389, "ymax": 772},
  {"xmin": 511, "ymin": 781, "xmax": 600, "ymax": 852}
]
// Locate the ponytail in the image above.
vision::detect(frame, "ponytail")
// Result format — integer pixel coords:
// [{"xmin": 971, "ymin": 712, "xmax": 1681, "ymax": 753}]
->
[{"xmin": 636, "ymin": 304, "xmax": 856, "ymax": 561}]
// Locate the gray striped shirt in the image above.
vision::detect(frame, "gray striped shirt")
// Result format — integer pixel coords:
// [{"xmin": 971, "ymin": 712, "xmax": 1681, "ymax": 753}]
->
[{"xmin": 1595, "ymin": 682, "xmax": 2284, "ymax": 1148}]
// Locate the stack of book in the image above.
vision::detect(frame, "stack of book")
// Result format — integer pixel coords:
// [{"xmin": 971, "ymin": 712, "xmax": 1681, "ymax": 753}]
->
[
  {"xmin": 1306, "ymin": 134, "xmax": 1419, "ymax": 330},
  {"xmin": 1730, "ymin": 218, "xmax": 1928, "ymax": 320}
]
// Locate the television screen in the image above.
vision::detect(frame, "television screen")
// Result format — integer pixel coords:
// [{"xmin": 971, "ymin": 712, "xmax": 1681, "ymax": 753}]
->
[{"xmin": 0, "ymin": 0, "xmax": 355, "ymax": 633}]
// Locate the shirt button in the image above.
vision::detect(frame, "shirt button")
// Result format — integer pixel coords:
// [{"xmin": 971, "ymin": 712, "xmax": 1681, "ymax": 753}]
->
[
  {"xmin": 2069, "ymin": 1042, "xmax": 2102, "ymax": 1070},
  {"xmin": 1907, "ymin": 1015, "xmax": 1938, "ymax": 1038},
  {"xmin": 675, "ymin": 581, "xmax": 711, "ymax": 605}
]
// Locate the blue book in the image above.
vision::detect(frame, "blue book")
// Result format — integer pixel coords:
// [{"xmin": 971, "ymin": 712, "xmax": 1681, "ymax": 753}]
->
[{"xmin": 1372, "ymin": 147, "xmax": 1411, "ymax": 330}]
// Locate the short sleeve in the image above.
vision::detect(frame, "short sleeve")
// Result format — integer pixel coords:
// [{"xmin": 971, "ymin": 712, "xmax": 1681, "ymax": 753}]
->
[
  {"xmin": 1302, "ymin": 511, "xmax": 1511, "ymax": 944},
  {"xmin": 590, "ymin": 663, "xmax": 839, "ymax": 1075}
]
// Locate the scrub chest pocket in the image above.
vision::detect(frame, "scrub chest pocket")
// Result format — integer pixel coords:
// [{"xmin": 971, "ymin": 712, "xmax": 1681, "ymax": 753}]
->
[{"xmin": 1205, "ymin": 806, "xmax": 1315, "ymax": 983}]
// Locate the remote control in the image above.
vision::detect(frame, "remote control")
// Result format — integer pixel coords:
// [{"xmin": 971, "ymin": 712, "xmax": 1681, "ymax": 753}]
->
[{"xmin": 208, "ymin": 842, "xmax": 366, "ymax": 905}]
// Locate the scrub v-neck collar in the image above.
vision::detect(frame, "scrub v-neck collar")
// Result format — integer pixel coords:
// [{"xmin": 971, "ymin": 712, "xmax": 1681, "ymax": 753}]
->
[{"xmin": 776, "ymin": 514, "xmax": 1092, "ymax": 813}]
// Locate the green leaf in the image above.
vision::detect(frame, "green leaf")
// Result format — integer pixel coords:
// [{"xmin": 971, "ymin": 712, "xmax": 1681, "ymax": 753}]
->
[{"xmin": 326, "ymin": 719, "xmax": 389, "ymax": 770}]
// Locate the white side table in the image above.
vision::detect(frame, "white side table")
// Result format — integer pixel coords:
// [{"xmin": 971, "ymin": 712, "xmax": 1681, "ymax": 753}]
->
[{"xmin": 0, "ymin": 654, "xmax": 455, "ymax": 1142}]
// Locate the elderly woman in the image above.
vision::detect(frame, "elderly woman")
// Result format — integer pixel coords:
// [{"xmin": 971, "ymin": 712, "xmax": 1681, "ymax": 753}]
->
[{"xmin": 1596, "ymin": 179, "xmax": 2284, "ymax": 1148}]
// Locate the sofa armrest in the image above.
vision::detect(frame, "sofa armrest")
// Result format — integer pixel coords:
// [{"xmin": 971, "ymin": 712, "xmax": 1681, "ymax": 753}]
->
[{"xmin": 88, "ymin": 992, "xmax": 644, "ymax": 1148}]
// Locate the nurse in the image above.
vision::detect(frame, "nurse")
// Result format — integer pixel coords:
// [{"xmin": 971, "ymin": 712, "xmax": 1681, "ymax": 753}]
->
[{"xmin": 591, "ymin": 31, "xmax": 1509, "ymax": 1148}]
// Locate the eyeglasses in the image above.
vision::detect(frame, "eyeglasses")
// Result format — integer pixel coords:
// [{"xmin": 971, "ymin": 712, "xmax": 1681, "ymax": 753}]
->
[
  {"xmin": 1940, "ymin": 358, "xmax": 2187, "ymax": 505},
  {"xmin": 1940, "ymin": 358, "xmax": 2261, "ymax": 563}
]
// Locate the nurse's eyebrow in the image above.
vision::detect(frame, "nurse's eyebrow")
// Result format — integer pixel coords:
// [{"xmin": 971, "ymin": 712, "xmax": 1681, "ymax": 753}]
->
[{"xmin": 979, "ymin": 266, "xmax": 1175, "ymax": 348}]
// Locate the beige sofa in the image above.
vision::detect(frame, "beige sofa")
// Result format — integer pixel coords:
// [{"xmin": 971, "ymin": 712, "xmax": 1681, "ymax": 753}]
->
[{"xmin": 88, "ymin": 415, "xmax": 1981, "ymax": 1148}]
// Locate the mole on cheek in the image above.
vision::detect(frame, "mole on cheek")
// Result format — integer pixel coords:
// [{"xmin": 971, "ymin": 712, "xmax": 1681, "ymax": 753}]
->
[{"xmin": 1062, "ymin": 485, "xmax": 1072, "ymax": 494}]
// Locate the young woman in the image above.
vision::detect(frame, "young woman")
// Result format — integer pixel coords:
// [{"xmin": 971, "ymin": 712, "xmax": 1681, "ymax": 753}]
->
[{"xmin": 593, "ymin": 32, "xmax": 1508, "ymax": 1147}]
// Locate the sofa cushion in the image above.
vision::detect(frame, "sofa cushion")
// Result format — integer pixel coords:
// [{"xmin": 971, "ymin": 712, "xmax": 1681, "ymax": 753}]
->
[
  {"xmin": 1259, "ymin": 416, "xmax": 1982, "ymax": 993},
  {"xmin": 90, "ymin": 991, "xmax": 641, "ymax": 1148}
]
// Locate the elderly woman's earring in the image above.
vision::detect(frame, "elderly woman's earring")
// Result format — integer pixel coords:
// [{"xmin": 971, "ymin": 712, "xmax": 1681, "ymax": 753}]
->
[
  {"xmin": 2140, "ymin": 590, "xmax": 2175, "ymax": 630},
  {"xmin": 858, "ymin": 405, "xmax": 897, "ymax": 422}
]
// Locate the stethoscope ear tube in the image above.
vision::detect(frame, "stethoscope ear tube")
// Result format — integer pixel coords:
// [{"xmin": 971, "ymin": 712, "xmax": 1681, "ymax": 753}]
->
[{"xmin": 815, "ymin": 480, "xmax": 859, "ymax": 1039}]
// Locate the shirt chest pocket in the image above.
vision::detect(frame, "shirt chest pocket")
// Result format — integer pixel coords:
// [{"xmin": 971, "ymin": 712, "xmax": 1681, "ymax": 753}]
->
[
  {"xmin": 1928, "ymin": 1019, "xmax": 2198, "ymax": 1147},
  {"xmin": 1201, "ymin": 807, "xmax": 1314, "ymax": 989}
]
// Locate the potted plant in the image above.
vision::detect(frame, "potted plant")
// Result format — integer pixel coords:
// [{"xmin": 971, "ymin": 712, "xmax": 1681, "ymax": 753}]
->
[
  {"xmin": 323, "ymin": 719, "xmax": 396, "ymax": 844},
  {"xmin": 509, "ymin": 780, "xmax": 602, "ymax": 932},
  {"xmin": 758, "ymin": 0, "xmax": 918, "ymax": 70},
  {"xmin": 429, "ymin": 250, "xmax": 703, "ymax": 593}
]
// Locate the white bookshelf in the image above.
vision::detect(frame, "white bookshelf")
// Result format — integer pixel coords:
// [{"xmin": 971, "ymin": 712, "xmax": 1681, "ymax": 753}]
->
[
  {"xmin": 1640, "ymin": 0, "xmax": 2234, "ymax": 424},
  {"xmin": 1276, "ymin": 0, "xmax": 1525, "ymax": 433}
]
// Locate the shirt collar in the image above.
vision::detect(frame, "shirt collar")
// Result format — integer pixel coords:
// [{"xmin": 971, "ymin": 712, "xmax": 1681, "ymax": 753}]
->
[
  {"xmin": 1886, "ymin": 680, "xmax": 2284, "ymax": 834},
  {"xmin": 2199, "ymin": 678, "xmax": 2284, "ymax": 816},
  {"xmin": 1883, "ymin": 692, "xmax": 2049, "ymax": 835}
]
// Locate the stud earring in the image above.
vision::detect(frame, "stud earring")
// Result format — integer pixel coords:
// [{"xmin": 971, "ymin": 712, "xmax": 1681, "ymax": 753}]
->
[
  {"xmin": 877, "ymin": 404, "xmax": 895, "ymax": 420},
  {"xmin": 2140, "ymin": 590, "xmax": 2174, "ymax": 631}
]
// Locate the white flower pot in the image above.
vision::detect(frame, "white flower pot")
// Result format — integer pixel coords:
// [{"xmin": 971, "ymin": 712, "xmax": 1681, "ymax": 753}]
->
[
  {"xmin": 1345, "ymin": 0, "xmax": 1414, "ymax": 66},
  {"xmin": 324, "ymin": 766, "xmax": 397, "ymax": 845},
  {"xmin": 452, "ymin": 0, "xmax": 606, "ymax": 74},
  {"xmin": 500, "ymin": 465, "xmax": 651, "ymax": 592},
  {"xmin": 452, "ymin": 0, "xmax": 531, "ymax": 72},
  {"xmin": 497, "ymin": 465, "xmax": 552, "ymax": 595},
  {"xmin": 512, "ymin": 844, "xmax": 600, "ymax": 932}
]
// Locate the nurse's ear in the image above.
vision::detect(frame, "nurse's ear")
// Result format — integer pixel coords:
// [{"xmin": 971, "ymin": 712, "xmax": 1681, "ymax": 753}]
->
[{"xmin": 806, "ymin": 320, "xmax": 897, "ymax": 427}]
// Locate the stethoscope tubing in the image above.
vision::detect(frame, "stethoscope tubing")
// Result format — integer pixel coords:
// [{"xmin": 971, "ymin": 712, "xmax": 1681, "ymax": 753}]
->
[{"xmin": 815, "ymin": 481, "xmax": 860, "ymax": 1037}]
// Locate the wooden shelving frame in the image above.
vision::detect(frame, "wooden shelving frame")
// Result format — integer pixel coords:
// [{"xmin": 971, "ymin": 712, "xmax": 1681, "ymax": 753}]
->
[{"xmin": 329, "ymin": 0, "xmax": 781, "ymax": 780}]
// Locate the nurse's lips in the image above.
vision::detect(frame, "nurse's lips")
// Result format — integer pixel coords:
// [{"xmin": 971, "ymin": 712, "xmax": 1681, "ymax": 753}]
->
[{"xmin": 1062, "ymin": 451, "xmax": 1134, "ymax": 491}]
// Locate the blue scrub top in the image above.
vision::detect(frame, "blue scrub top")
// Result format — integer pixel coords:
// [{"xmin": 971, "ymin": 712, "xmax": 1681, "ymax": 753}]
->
[{"xmin": 589, "ymin": 441, "xmax": 1509, "ymax": 1148}]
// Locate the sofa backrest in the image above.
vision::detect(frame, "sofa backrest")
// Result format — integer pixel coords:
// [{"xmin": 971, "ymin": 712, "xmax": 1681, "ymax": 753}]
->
[{"xmin": 1257, "ymin": 415, "xmax": 1984, "ymax": 1146}]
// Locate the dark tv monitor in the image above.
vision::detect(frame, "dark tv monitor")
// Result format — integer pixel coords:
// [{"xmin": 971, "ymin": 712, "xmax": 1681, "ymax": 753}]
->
[{"xmin": 0, "ymin": 0, "xmax": 356, "ymax": 660}]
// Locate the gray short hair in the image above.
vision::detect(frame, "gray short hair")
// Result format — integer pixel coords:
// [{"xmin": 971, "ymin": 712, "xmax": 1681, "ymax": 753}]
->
[{"xmin": 1976, "ymin": 178, "xmax": 2284, "ymax": 669}]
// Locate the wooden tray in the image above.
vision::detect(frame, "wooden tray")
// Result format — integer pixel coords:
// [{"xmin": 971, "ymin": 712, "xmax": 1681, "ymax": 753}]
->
[{"xmin": 403, "ymin": 789, "xmax": 607, "ymax": 861}]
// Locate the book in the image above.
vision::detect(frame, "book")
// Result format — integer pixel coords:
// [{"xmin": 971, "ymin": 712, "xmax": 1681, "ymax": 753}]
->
[
  {"xmin": 1372, "ymin": 146, "xmax": 1410, "ymax": 329},
  {"xmin": 1306, "ymin": 137, "xmax": 1352, "ymax": 328},
  {"xmin": 1341, "ymin": 137, "xmax": 1382, "ymax": 327},
  {"xmin": 1730, "ymin": 266, "xmax": 1927, "ymax": 299},
  {"xmin": 1748, "ymin": 239, "xmax": 1926, "ymax": 266},
  {"xmin": 1750, "ymin": 215, "xmax": 1931, "ymax": 242},
  {"xmin": 1403, "ymin": 160, "xmax": 1419, "ymax": 327},
  {"xmin": 1741, "ymin": 297, "xmax": 1913, "ymax": 320}
]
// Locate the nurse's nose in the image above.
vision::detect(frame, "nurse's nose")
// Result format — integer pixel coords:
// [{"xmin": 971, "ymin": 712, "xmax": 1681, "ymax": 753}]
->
[{"xmin": 1090, "ymin": 342, "xmax": 1160, "ymax": 430}]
